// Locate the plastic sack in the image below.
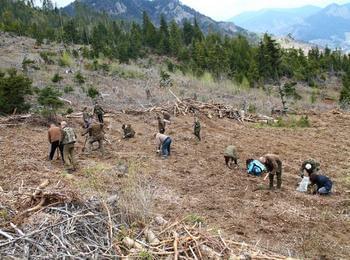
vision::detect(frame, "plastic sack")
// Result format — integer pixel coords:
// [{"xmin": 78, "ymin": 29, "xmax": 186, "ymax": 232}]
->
[{"xmin": 297, "ymin": 176, "xmax": 310, "ymax": 192}]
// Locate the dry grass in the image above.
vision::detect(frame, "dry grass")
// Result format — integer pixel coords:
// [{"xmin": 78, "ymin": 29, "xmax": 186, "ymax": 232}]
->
[{"xmin": 117, "ymin": 161, "xmax": 155, "ymax": 224}]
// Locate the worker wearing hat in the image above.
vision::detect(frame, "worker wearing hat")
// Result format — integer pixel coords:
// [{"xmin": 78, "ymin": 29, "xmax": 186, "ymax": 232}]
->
[
  {"xmin": 258, "ymin": 154, "xmax": 283, "ymax": 190},
  {"xmin": 299, "ymin": 159, "xmax": 320, "ymax": 177}
]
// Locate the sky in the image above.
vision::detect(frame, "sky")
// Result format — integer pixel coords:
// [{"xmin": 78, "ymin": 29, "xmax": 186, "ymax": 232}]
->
[{"xmin": 52, "ymin": 0, "xmax": 350, "ymax": 20}]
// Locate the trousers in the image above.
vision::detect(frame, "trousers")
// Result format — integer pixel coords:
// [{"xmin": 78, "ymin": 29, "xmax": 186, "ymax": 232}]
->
[
  {"xmin": 161, "ymin": 137, "xmax": 172, "ymax": 157},
  {"xmin": 49, "ymin": 141, "xmax": 64, "ymax": 162},
  {"xmin": 63, "ymin": 143, "xmax": 76, "ymax": 170}
]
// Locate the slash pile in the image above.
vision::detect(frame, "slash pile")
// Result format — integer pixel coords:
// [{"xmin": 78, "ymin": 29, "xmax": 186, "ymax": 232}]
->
[{"xmin": 0, "ymin": 181, "xmax": 292, "ymax": 259}]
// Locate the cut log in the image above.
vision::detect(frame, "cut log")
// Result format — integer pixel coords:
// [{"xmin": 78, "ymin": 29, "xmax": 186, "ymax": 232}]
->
[{"xmin": 58, "ymin": 97, "xmax": 72, "ymax": 105}]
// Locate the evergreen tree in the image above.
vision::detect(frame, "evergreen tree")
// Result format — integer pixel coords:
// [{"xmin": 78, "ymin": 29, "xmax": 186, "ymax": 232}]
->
[
  {"xmin": 169, "ymin": 21, "xmax": 182, "ymax": 56},
  {"xmin": 183, "ymin": 20, "xmax": 194, "ymax": 45},
  {"xmin": 142, "ymin": 12, "xmax": 158, "ymax": 48},
  {"xmin": 159, "ymin": 15, "xmax": 170, "ymax": 54},
  {"xmin": 0, "ymin": 69, "xmax": 32, "ymax": 114},
  {"xmin": 340, "ymin": 69, "xmax": 350, "ymax": 106}
]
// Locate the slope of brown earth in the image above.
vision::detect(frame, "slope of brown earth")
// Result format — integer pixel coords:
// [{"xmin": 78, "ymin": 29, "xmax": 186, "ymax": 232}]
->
[{"xmin": 0, "ymin": 111, "xmax": 349, "ymax": 258}]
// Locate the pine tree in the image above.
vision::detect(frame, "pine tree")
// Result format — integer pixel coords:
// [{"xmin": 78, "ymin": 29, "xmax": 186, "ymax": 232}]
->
[
  {"xmin": 142, "ymin": 12, "xmax": 158, "ymax": 49},
  {"xmin": 340, "ymin": 69, "xmax": 350, "ymax": 106},
  {"xmin": 183, "ymin": 20, "xmax": 194, "ymax": 45},
  {"xmin": 0, "ymin": 69, "xmax": 33, "ymax": 114},
  {"xmin": 158, "ymin": 15, "xmax": 170, "ymax": 54},
  {"xmin": 169, "ymin": 21, "xmax": 182, "ymax": 56}
]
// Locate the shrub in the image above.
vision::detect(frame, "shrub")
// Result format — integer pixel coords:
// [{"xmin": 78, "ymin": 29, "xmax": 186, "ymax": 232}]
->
[
  {"xmin": 0, "ymin": 69, "xmax": 32, "ymax": 114},
  {"xmin": 272, "ymin": 115, "xmax": 310, "ymax": 128},
  {"xmin": 283, "ymin": 81, "xmax": 302, "ymax": 100},
  {"xmin": 248, "ymin": 104, "xmax": 257, "ymax": 113},
  {"xmin": 37, "ymin": 86, "xmax": 64, "ymax": 120},
  {"xmin": 72, "ymin": 49, "xmax": 79, "ymax": 58},
  {"xmin": 340, "ymin": 71, "xmax": 350, "ymax": 107},
  {"xmin": 87, "ymin": 86, "xmax": 99, "ymax": 99},
  {"xmin": 74, "ymin": 71, "xmax": 85, "ymax": 85},
  {"xmin": 39, "ymin": 51, "xmax": 55, "ymax": 65},
  {"xmin": 58, "ymin": 51, "xmax": 72, "ymax": 67},
  {"xmin": 159, "ymin": 70, "xmax": 173, "ymax": 88},
  {"xmin": 139, "ymin": 251, "xmax": 153, "ymax": 260},
  {"xmin": 81, "ymin": 46, "xmax": 92, "ymax": 59},
  {"xmin": 51, "ymin": 73, "xmax": 63, "ymax": 83},
  {"xmin": 100, "ymin": 63, "xmax": 110, "ymax": 73},
  {"xmin": 63, "ymin": 85, "xmax": 74, "ymax": 94},
  {"xmin": 22, "ymin": 58, "xmax": 36, "ymax": 72},
  {"xmin": 297, "ymin": 115, "xmax": 310, "ymax": 128},
  {"xmin": 66, "ymin": 107, "xmax": 74, "ymax": 114}
]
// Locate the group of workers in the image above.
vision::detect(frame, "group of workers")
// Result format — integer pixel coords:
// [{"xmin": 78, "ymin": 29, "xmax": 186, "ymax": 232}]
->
[
  {"xmin": 48, "ymin": 102, "xmax": 333, "ymax": 195},
  {"xmin": 224, "ymin": 146, "xmax": 333, "ymax": 195}
]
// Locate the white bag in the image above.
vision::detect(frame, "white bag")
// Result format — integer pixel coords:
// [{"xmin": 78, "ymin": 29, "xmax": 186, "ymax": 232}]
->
[{"xmin": 297, "ymin": 176, "xmax": 310, "ymax": 192}]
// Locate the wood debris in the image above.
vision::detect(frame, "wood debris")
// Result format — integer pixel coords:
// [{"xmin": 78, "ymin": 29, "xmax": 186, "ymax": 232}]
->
[{"xmin": 0, "ymin": 182, "xmax": 293, "ymax": 259}]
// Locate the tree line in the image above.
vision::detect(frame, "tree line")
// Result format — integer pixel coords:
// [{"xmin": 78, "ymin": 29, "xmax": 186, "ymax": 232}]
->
[{"xmin": 1, "ymin": 0, "xmax": 350, "ymax": 108}]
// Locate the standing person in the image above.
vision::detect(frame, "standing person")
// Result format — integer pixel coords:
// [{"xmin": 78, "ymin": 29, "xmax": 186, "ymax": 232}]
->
[
  {"xmin": 82, "ymin": 120, "xmax": 105, "ymax": 155},
  {"xmin": 94, "ymin": 102, "xmax": 105, "ymax": 124},
  {"xmin": 309, "ymin": 174, "xmax": 333, "ymax": 195},
  {"xmin": 155, "ymin": 132, "xmax": 172, "ymax": 159},
  {"xmin": 299, "ymin": 159, "xmax": 320, "ymax": 177},
  {"xmin": 193, "ymin": 117, "xmax": 201, "ymax": 141},
  {"xmin": 61, "ymin": 121, "xmax": 77, "ymax": 173},
  {"xmin": 157, "ymin": 116, "xmax": 165, "ymax": 134},
  {"xmin": 224, "ymin": 145, "xmax": 238, "ymax": 169},
  {"xmin": 82, "ymin": 107, "xmax": 92, "ymax": 129},
  {"xmin": 48, "ymin": 123, "xmax": 64, "ymax": 162},
  {"xmin": 258, "ymin": 154, "xmax": 283, "ymax": 189}
]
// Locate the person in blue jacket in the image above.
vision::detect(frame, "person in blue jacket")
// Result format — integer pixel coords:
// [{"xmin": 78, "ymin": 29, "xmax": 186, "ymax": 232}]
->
[{"xmin": 309, "ymin": 174, "xmax": 333, "ymax": 195}]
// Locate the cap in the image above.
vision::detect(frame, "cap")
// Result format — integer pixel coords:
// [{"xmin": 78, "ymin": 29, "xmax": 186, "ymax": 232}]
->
[{"xmin": 305, "ymin": 163, "xmax": 312, "ymax": 170}]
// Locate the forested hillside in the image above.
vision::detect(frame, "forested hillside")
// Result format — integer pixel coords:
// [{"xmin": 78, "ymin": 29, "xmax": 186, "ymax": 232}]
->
[{"xmin": 1, "ymin": 0, "xmax": 350, "ymax": 92}]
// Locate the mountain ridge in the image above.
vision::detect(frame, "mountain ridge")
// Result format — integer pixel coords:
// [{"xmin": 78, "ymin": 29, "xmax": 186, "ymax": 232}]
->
[
  {"xmin": 63, "ymin": 0, "xmax": 251, "ymax": 37},
  {"xmin": 230, "ymin": 3, "xmax": 350, "ymax": 51}
]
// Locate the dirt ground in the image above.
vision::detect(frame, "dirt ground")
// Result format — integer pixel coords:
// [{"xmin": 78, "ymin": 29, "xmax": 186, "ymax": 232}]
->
[{"xmin": 1, "ymin": 110, "xmax": 350, "ymax": 259}]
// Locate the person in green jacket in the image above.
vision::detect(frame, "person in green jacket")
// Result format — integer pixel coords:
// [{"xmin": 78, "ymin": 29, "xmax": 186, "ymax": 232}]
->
[
  {"xmin": 299, "ymin": 159, "xmax": 320, "ymax": 177},
  {"xmin": 193, "ymin": 117, "xmax": 201, "ymax": 141},
  {"xmin": 224, "ymin": 145, "xmax": 238, "ymax": 169},
  {"xmin": 94, "ymin": 102, "xmax": 105, "ymax": 124}
]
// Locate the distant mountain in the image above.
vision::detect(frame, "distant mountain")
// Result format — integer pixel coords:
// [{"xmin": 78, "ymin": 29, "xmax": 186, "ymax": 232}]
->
[
  {"xmin": 290, "ymin": 3, "xmax": 350, "ymax": 51},
  {"xmin": 63, "ymin": 0, "xmax": 251, "ymax": 37},
  {"xmin": 229, "ymin": 5, "xmax": 321, "ymax": 36},
  {"xmin": 230, "ymin": 3, "xmax": 350, "ymax": 52}
]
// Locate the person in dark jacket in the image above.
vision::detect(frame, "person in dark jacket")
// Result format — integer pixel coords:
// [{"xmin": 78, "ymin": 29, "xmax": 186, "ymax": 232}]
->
[{"xmin": 309, "ymin": 174, "xmax": 333, "ymax": 195}]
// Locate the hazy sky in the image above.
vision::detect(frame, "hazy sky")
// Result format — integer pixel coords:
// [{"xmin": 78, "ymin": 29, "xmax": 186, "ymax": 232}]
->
[{"xmin": 53, "ymin": 0, "xmax": 350, "ymax": 20}]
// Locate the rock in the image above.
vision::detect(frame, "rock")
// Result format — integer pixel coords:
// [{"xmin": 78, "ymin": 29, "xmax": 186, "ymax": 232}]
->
[
  {"xmin": 154, "ymin": 215, "xmax": 168, "ymax": 226},
  {"xmin": 113, "ymin": 163, "xmax": 129, "ymax": 177}
]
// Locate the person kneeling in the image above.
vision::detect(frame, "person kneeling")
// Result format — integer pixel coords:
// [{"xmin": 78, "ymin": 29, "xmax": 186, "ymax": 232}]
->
[
  {"xmin": 309, "ymin": 173, "xmax": 332, "ymax": 195},
  {"xmin": 122, "ymin": 124, "xmax": 135, "ymax": 139}
]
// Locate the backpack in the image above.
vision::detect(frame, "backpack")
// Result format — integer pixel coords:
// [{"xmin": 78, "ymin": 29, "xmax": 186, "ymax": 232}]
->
[
  {"xmin": 63, "ymin": 127, "xmax": 76, "ymax": 144},
  {"xmin": 247, "ymin": 160, "xmax": 266, "ymax": 176}
]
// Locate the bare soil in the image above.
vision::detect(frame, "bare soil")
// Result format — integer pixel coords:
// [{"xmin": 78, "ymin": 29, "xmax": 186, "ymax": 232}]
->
[{"xmin": 1, "ymin": 110, "xmax": 350, "ymax": 259}]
